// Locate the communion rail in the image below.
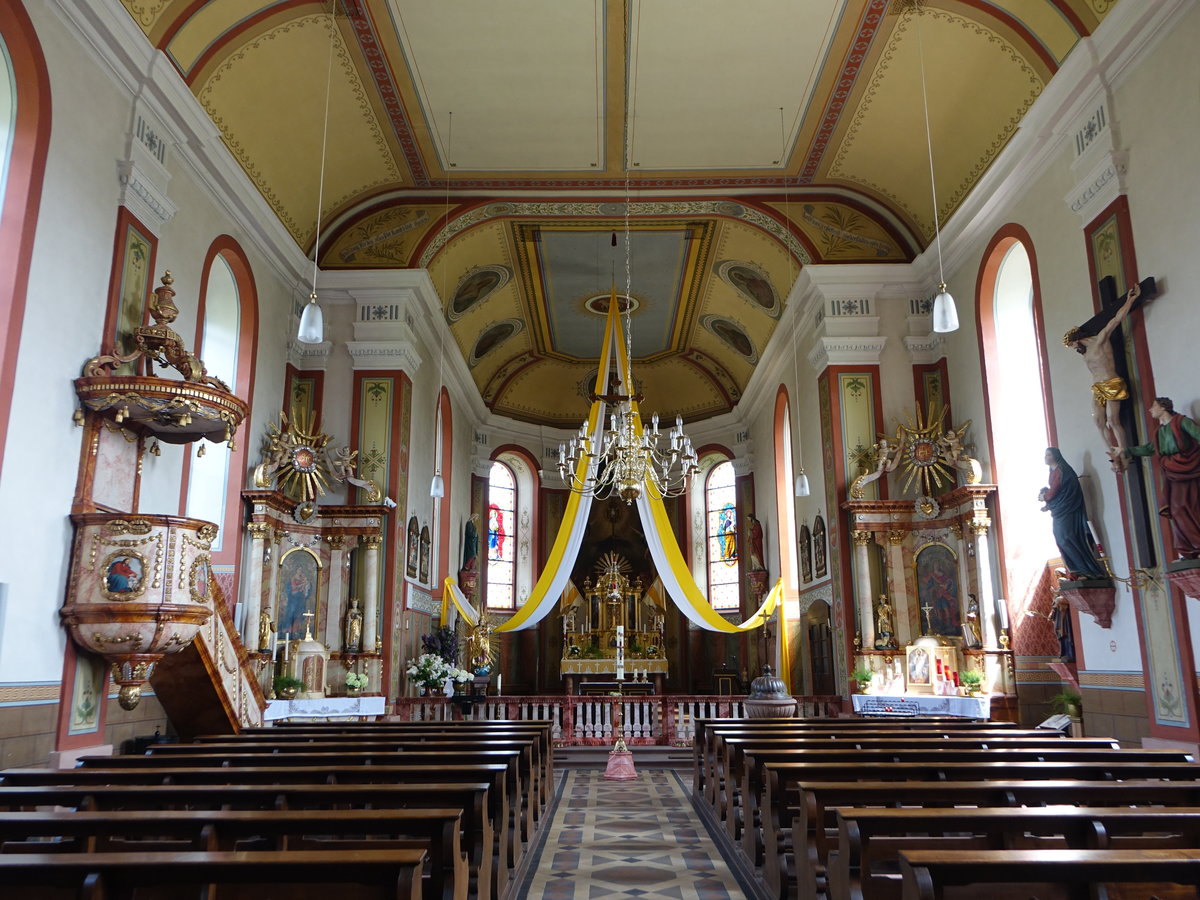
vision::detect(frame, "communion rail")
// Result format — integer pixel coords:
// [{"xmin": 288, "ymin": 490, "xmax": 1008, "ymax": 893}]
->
[{"xmin": 388, "ymin": 694, "xmax": 841, "ymax": 747}]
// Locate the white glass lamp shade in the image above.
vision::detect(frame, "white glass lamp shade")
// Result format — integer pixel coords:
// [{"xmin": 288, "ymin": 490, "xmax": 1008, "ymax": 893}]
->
[
  {"xmin": 931, "ymin": 284, "xmax": 959, "ymax": 334},
  {"xmin": 297, "ymin": 292, "xmax": 324, "ymax": 344},
  {"xmin": 429, "ymin": 471, "xmax": 445, "ymax": 499},
  {"xmin": 794, "ymin": 469, "xmax": 811, "ymax": 497}
]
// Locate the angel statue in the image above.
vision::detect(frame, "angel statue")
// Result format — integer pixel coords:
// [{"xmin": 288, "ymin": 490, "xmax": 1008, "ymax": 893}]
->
[{"xmin": 850, "ymin": 437, "xmax": 903, "ymax": 499}]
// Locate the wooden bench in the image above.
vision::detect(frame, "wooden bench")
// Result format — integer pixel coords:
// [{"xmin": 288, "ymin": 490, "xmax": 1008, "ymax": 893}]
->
[
  {"xmin": 0, "ymin": 847, "xmax": 427, "ymax": 900},
  {"xmin": 898, "ymin": 848, "xmax": 1200, "ymax": 900},
  {"xmin": 0, "ymin": 807, "xmax": 465, "ymax": 900},
  {"xmin": 199, "ymin": 724, "xmax": 555, "ymax": 810},
  {"xmin": 0, "ymin": 764, "xmax": 512, "ymax": 900},
  {"xmin": 742, "ymin": 747, "xmax": 1193, "ymax": 862},
  {"xmin": 146, "ymin": 738, "xmax": 546, "ymax": 833},
  {"xmin": 785, "ymin": 779, "xmax": 1200, "ymax": 900},
  {"xmin": 0, "ymin": 783, "xmax": 496, "ymax": 899},
  {"xmin": 716, "ymin": 735, "xmax": 1112, "ymax": 836},
  {"xmin": 692, "ymin": 720, "xmax": 1027, "ymax": 797},
  {"xmin": 833, "ymin": 806, "xmax": 1200, "ymax": 900},
  {"xmin": 757, "ymin": 758, "xmax": 1200, "ymax": 896},
  {"xmin": 82, "ymin": 747, "xmax": 534, "ymax": 853}
]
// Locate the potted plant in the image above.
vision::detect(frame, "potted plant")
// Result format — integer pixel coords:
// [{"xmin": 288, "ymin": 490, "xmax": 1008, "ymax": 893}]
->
[
  {"xmin": 959, "ymin": 669, "xmax": 984, "ymax": 696},
  {"xmin": 852, "ymin": 665, "xmax": 874, "ymax": 693},
  {"xmin": 1049, "ymin": 689, "xmax": 1082, "ymax": 718},
  {"xmin": 345, "ymin": 671, "xmax": 368, "ymax": 696},
  {"xmin": 273, "ymin": 674, "xmax": 303, "ymax": 699}
]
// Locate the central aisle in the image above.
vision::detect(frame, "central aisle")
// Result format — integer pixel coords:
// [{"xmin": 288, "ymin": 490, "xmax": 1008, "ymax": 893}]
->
[{"xmin": 515, "ymin": 768, "xmax": 754, "ymax": 899}]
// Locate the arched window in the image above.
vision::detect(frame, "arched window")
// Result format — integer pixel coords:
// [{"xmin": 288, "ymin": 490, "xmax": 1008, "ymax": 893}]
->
[
  {"xmin": 0, "ymin": 6, "xmax": 50, "ymax": 473},
  {"xmin": 185, "ymin": 254, "xmax": 239, "ymax": 551},
  {"xmin": 979, "ymin": 231, "xmax": 1056, "ymax": 610},
  {"xmin": 705, "ymin": 459, "xmax": 740, "ymax": 610},
  {"xmin": 486, "ymin": 460, "xmax": 516, "ymax": 609}
]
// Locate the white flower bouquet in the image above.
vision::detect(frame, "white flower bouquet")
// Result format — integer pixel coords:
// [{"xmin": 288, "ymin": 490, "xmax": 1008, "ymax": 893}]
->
[
  {"xmin": 345, "ymin": 671, "xmax": 369, "ymax": 691},
  {"xmin": 406, "ymin": 653, "xmax": 453, "ymax": 691}
]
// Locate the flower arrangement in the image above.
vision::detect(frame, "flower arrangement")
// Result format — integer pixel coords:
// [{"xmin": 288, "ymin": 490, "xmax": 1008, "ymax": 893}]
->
[
  {"xmin": 345, "ymin": 672, "xmax": 369, "ymax": 692},
  {"xmin": 407, "ymin": 653, "xmax": 454, "ymax": 691},
  {"xmin": 420, "ymin": 626, "xmax": 460, "ymax": 666}
]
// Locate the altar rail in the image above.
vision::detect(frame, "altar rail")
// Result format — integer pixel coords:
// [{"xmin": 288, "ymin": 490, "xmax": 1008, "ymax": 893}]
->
[{"xmin": 388, "ymin": 694, "xmax": 840, "ymax": 746}]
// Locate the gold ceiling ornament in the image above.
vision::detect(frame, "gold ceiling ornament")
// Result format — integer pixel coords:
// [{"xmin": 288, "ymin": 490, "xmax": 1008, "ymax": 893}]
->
[
  {"xmin": 253, "ymin": 407, "xmax": 382, "ymax": 506},
  {"xmin": 75, "ymin": 271, "xmax": 248, "ymax": 447},
  {"xmin": 849, "ymin": 405, "xmax": 979, "ymax": 500}
]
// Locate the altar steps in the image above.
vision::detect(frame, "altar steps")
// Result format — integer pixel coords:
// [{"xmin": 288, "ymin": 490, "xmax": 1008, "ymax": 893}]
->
[{"xmin": 553, "ymin": 745, "xmax": 692, "ymax": 770}]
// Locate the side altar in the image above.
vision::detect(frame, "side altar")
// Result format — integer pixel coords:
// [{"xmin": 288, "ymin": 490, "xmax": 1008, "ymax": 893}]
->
[{"xmin": 561, "ymin": 553, "xmax": 668, "ymax": 694}]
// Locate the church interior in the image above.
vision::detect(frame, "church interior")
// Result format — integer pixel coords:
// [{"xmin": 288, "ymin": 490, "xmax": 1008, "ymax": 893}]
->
[{"xmin": 3, "ymin": 0, "xmax": 1200, "ymax": 894}]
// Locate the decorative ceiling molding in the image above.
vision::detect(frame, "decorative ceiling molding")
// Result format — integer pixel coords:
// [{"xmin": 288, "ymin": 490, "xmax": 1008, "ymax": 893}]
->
[
  {"xmin": 345, "ymin": 341, "xmax": 422, "ymax": 373},
  {"xmin": 807, "ymin": 336, "xmax": 888, "ymax": 372}
]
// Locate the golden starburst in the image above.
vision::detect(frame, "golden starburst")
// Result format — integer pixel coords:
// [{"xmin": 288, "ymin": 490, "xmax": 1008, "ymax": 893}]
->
[
  {"xmin": 891, "ymin": 405, "xmax": 966, "ymax": 497},
  {"xmin": 260, "ymin": 408, "xmax": 333, "ymax": 502}
]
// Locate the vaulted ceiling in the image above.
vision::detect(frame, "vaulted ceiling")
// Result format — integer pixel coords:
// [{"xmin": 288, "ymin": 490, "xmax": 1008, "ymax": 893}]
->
[{"xmin": 122, "ymin": 0, "xmax": 1112, "ymax": 426}]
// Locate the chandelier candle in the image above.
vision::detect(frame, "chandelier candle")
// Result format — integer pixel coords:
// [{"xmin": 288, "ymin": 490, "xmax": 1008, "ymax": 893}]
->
[{"xmin": 616, "ymin": 625, "xmax": 625, "ymax": 681}]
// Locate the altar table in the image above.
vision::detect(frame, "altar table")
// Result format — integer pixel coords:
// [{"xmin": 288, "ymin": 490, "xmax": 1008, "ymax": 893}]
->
[
  {"xmin": 852, "ymin": 693, "xmax": 991, "ymax": 719},
  {"xmin": 264, "ymin": 695, "xmax": 386, "ymax": 722}
]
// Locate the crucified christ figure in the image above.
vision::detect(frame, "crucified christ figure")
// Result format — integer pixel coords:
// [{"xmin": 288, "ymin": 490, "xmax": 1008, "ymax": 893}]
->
[{"xmin": 1063, "ymin": 282, "xmax": 1143, "ymax": 471}]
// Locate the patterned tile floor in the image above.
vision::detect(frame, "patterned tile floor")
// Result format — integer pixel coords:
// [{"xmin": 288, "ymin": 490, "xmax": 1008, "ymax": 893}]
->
[{"xmin": 515, "ymin": 767, "xmax": 756, "ymax": 899}]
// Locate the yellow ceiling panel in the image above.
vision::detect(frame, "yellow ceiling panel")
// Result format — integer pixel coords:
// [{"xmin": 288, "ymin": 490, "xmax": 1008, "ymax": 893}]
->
[
  {"xmin": 198, "ymin": 13, "xmax": 403, "ymax": 245},
  {"xmin": 827, "ymin": 7, "xmax": 1042, "ymax": 239}
]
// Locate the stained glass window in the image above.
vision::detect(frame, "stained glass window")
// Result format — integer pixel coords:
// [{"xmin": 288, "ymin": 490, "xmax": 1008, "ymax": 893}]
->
[
  {"xmin": 486, "ymin": 460, "xmax": 516, "ymax": 609},
  {"xmin": 706, "ymin": 460, "xmax": 740, "ymax": 610}
]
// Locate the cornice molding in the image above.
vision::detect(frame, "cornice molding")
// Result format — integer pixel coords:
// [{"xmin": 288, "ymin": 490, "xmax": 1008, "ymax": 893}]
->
[
  {"xmin": 807, "ymin": 337, "xmax": 888, "ymax": 372},
  {"xmin": 345, "ymin": 341, "xmax": 422, "ymax": 373}
]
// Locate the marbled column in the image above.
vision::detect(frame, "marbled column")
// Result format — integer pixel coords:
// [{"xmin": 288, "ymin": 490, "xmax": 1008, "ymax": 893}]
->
[
  {"xmin": 324, "ymin": 534, "xmax": 347, "ymax": 651},
  {"xmin": 244, "ymin": 523, "xmax": 270, "ymax": 650},
  {"xmin": 362, "ymin": 533, "xmax": 383, "ymax": 652},
  {"xmin": 970, "ymin": 519, "xmax": 999, "ymax": 649},
  {"xmin": 886, "ymin": 529, "xmax": 908, "ymax": 645},
  {"xmin": 852, "ymin": 529, "xmax": 875, "ymax": 650}
]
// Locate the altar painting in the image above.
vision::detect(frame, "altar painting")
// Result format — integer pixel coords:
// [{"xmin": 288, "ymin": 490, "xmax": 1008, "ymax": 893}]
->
[
  {"xmin": 278, "ymin": 547, "xmax": 322, "ymax": 637},
  {"xmin": 914, "ymin": 542, "xmax": 961, "ymax": 637}
]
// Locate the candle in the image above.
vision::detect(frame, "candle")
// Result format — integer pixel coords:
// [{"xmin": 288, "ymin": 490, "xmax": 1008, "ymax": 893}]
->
[
  {"xmin": 284, "ymin": 633, "xmax": 290, "ymax": 663},
  {"xmin": 497, "ymin": 674, "xmax": 502, "ymax": 695}
]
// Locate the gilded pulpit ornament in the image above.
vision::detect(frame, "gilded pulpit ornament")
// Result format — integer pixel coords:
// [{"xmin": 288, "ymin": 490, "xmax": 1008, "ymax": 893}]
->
[{"xmin": 74, "ymin": 272, "xmax": 248, "ymax": 446}]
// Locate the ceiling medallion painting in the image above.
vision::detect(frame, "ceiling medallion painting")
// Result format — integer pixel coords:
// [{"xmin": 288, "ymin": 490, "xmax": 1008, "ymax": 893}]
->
[
  {"xmin": 701, "ymin": 315, "xmax": 759, "ymax": 365},
  {"xmin": 469, "ymin": 319, "xmax": 524, "ymax": 368},
  {"xmin": 450, "ymin": 265, "xmax": 512, "ymax": 320},
  {"xmin": 716, "ymin": 260, "xmax": 780, "ymax": 318}
]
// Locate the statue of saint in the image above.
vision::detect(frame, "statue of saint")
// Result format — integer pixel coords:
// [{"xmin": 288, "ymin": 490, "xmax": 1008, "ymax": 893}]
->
[
  {"xmin": 1039, "ymin": 448, "xmax": 1106, "ymax": 578},
  {"xmin": 1063, "ymin": 282, "xmax": 1145, "ymax": 469},
  {"xmin": 258, "ymin": 609, "xmax": 274, "ymax": 653},
  {"xmin": 874, "ymin": 594, "xmax": 897, "ymax": 650},
  {"xmin": 964, "ymin": 593, "xmax": 983, "ymax": 649},
  {"xmin": 746, "ymin": 513, "xmax": 766, "ymax": 572},
  {"xmin": 343, "ymin": 598, "xmax": 363, "ymax": 653},
  {"xmin": 467, "ymin": 619, "xmax": 493, "ymax": 674},
  {"xmin": 1123, "ymin": 397, "xmax": 1200, "ymax": 559}
]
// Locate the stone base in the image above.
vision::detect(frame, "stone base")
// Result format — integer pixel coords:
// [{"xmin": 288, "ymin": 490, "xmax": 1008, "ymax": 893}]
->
[
  {"xmin": 1059, "ymin": 577, "xmax": 1116, "ymax": 628},
  {"xmin": 603, "ymin": 750, "xmax": 637, "ymax": 780},
  {"xmin": 1166, "ymin": 559, "xmax": 1200, "ymax": 600}
]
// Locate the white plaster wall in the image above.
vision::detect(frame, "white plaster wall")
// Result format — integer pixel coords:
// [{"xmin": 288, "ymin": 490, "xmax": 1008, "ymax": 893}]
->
[{"xmin": 0, "ymin": 3, "xmax": 299, "ymax": 683}]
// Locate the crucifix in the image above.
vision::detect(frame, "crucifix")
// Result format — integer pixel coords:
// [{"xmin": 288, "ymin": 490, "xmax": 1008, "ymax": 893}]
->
[
  {"xmin": 302, "ymin": 609, "xmax": 316, "ymax": 641},
  {"xmin": 920, "ymin": 601, "xmax": 934, "ymax": 636}
]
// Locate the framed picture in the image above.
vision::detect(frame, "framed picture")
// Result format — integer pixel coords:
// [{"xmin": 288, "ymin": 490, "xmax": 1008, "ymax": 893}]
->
[
  {"xmin": 278, "ymin": 547, "xmax": 322, "ymax": 637},
  {"xmin": 406, "ymin": 516, "xmax": 419, "ymax": 578},
  {"xmin": 419, "ymin": 525, "xmax": 431, "ymax": 584},
  {"xmin": 799, "ymin": 523, "xmax": 813, "ymax": 583},
  {"xmin": 913, "ymin": 541, "xmax": 961, "ymax": 637},
  {"xmin": 905, "ymin": 645, "xmax": 932, "ymax": 688},
  {"xmin": 813, "ymin": 514, "xmax": 827, "ymax": 579}
]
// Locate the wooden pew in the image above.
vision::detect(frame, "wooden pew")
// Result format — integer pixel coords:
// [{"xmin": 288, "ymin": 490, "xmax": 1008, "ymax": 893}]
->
[
  {"xmin": 692, "ymin": 719, "xmax": 1026, "ymax": 797},
  {"xmin": 717, "ymin": 735, "xmax": 1112, "ymax": 836},
  {"xmin": 742, "ymin": 747, "xmax": 1193, "ymax": 862},
  {"xmin": 0, "ymin": 847, "xmax": 427, "ymax": 900},
  {"xmin": 0, "ymin": 764, "xmax": 512, "ymax": 900},
  {"xmin": 898, "ymin": 848, "xmax": 1200, "ymax": 900},
  {"xmin": 0, "ymin": 808, "xmax": 466, "ymax": 900},
  {"xmin": 833, "ymin": 806, "xmax": 1200, "ymax": 900},
  {"xmin": 199, "ymin": 724, "xmax": 555, "ymax": 811},
  {"xmin": 786, "ymin": 779, "xmax": 1200, "ymax": 900},
  {"xmin": 0, "ymin": 782, "xmax": 493, "ymax": 900},
  {"xmin": 164, "ymin": 734, "xmax": 549, "ymax": 830},
  {"xmin": 758, "ymin": 758, "xmax": 1200, "ymax": 898},
  {"xmin": 82, "ymin": 747, "xmax": 534, "ymax": 853}
]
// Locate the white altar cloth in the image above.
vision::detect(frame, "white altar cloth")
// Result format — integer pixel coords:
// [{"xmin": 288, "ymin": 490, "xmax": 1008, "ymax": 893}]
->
[
  {"xmin": 851, "ymin": 693, "xmax": 991, "ymax": 719},
  {"xmin": 265, "ymin": 695, "xmax": 386, "ymax": 722}
]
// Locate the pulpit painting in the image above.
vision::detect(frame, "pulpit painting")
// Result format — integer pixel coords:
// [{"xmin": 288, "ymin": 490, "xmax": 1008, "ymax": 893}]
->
[
  {"xmin": 905, "ymin": 645, "xmax": 931, "ymax": 687},
  {"xmin": 278, "ymin": 547, "xmax": 321, "ymax": 637},
  {"xmin": 914, "ymin": 542, "xmax": 961, "ymax": 637},
  {"xmin": 103, "ymin": 552, "xmax": 146, "ymax": 598},
  {"xmin": 68, "ymin": 652, "xmax": 105, "ymax": 736}
]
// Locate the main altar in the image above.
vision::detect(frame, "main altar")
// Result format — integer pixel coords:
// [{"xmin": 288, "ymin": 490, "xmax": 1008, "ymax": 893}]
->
[{"xmin": 560, "ymin": 553, "xmax": 668, "ymax": 694}]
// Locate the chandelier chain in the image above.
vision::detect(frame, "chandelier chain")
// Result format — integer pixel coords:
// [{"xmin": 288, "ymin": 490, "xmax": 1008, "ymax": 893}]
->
[
  {"xmin": 914, "ymin": 7, "xmax": 946, "ymax": 286},
  {"xmin": 311, "ymin": 0, "xmax": 337, "ymax": 296}
]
